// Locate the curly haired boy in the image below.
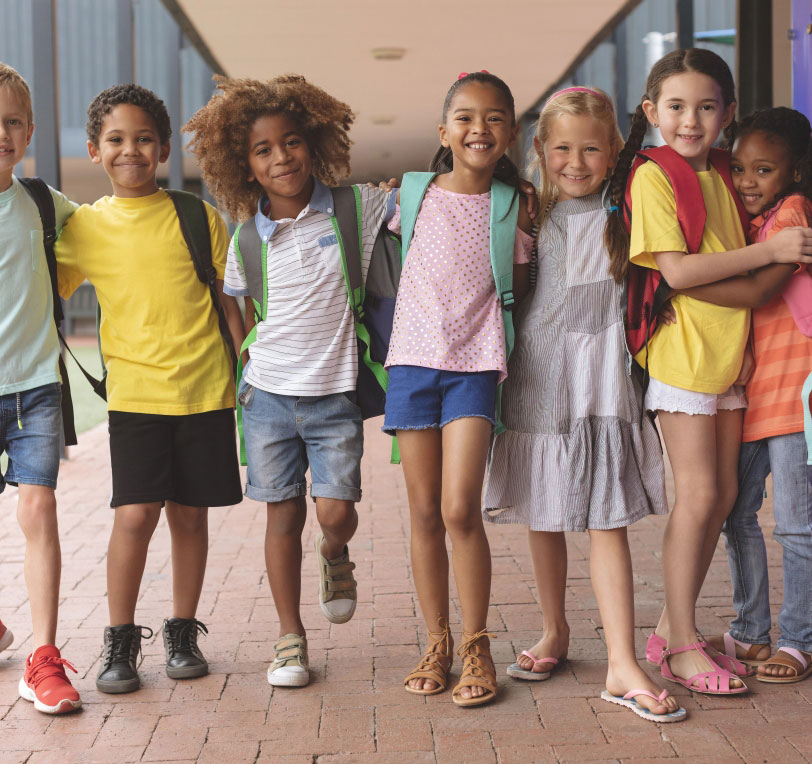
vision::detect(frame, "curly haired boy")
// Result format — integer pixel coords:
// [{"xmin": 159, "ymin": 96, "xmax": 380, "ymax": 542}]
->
[
  {"xmin": 185, "ymin": 75, "xmax": 396, "ymax": 687},
  {"xmin": 55, "ymin": 83, "xmax": 246, "ymax": 694}
]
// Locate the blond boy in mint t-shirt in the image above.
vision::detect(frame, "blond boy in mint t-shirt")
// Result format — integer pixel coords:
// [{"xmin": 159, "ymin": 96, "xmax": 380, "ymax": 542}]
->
[{"xmin": 0, "ymin": 62, "xmax": 81, "ymax": 715}]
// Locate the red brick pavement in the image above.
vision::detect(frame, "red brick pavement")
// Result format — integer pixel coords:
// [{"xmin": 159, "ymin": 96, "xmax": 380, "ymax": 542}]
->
[{"xmin": 0, "ymin": 419, "xmax": 809, "ymax": 763}]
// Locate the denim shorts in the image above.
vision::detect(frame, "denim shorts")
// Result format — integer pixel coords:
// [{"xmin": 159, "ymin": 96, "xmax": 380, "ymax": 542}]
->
[
  {"xmin": 0, "ymin": 383, "xmax": 62, "ymax": 494},
  {"xmin": 383, "ymin": 365, "xmax": 499, "ymax": 435},
  {"xmin": 239, "ymin": 380, "xmax": 363, "ymax": 503}
]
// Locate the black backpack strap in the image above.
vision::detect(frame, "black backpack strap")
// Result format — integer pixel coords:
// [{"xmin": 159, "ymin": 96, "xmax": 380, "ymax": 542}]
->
[
  {"xmin": 166, "ymin": 189, "xmax": 238, "ymax": 379},
  {"xmin": 330, "ymin": 185, "xmax": 364, "ymax": 318},
  {"xmin": 19, "ymin": 177, "xmax": 80, "ymax": 445}
]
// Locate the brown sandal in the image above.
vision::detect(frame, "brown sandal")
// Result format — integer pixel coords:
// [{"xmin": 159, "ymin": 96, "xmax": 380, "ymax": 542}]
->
[
  {"xmin": 452, "ymin": 629, "xmax": 497, "ymax": 707},
  {"xmin": 404, "ymin": 617, "xmax": 453, "ymax": 696}
]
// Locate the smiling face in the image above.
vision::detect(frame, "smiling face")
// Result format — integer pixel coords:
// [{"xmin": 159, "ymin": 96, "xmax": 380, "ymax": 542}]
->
[
  {"xmin": 731, "ymin": 130, "xmax": 798, "ymax": 215},
  {"xmin": 438, "ymin": 82, "xmax": 518, "ymax": 177},
  {"xmin": 88, "ymin": 103, "xmax": 169, "ymax": 198},
  {"xmin": 246, "ymin": 112, "xmax": 314, "ymax": 218},
  {"xmin": 643, "ymin": 71, "xmax": 736, "ymax": 172},
  {"xmin": 537, "ymin": 113, "xmax": 614, "ymax": 201},
  {"xmin": 0, "ymin": 86, "xmax": 34, "ymax": 191}
]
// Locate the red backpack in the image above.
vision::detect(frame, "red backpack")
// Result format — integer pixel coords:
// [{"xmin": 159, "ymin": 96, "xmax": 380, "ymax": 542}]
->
[{"xmin": 622, "ymin": 145, "xmax": 750, "ymax": 357}]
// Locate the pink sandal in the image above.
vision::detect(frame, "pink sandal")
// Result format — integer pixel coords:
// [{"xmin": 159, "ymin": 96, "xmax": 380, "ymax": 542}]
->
[
  {"xmin": 646, "ymin": 631, "xmax": 754, "ymax": 677},
  {"xmin": 506, "ymin": 651, "xmax": 560, "ymax": 681},
  {"xmin": 660, "ymin": 640, "xmax": 748, "ymax": 695}
]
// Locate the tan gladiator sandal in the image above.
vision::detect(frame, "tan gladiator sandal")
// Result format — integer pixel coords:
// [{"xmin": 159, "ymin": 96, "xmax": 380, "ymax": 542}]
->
[
  {"xmin": 404, "ymin": 617, "xmax": 453, "ymax": 696},
  {"xmin": 452, "ymin": 629, "xmax": 497, "ymax": 707}
]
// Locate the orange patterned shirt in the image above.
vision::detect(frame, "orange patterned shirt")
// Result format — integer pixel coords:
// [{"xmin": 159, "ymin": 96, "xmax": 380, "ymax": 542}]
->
[{"xmin": 743, "ymin": 194, "xmax": 812, "ymax": 442}]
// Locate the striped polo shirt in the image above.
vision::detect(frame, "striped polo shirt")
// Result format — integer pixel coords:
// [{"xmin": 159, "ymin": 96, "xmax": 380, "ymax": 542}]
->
[
  {"xmin": 743, "ymin": 195, "xmax": 812, "ymax": 442},
  {"xmin": 224, "ymin": 179, "xmax": 395, "ymax": 397}
]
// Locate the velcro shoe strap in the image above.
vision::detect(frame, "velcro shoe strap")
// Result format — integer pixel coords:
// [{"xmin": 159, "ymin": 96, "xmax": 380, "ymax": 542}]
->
[
  {"xmin": 327, "ymin": 578, "xmax": 357, "ymax": 593},
  {"xmin": 325, "ymin": 561, "xmax": 355, "ymax": 577}
]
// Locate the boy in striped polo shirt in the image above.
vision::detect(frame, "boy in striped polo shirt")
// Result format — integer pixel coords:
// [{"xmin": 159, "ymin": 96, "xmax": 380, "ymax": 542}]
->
[{"xmin": 184, "ymin": 75, "xmax": 395, "ymax": 687}]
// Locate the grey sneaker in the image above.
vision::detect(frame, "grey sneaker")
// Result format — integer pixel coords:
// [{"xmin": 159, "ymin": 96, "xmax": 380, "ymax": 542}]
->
[
  {"xmin": 96, "ymin": 624, "xmax": 153, "ymax": 694},
  {"xmin": 162, "ymin": 618, "xmax": 209, "ymax": 679},
  {"xmin": 314, "ymin": 534, "xmax": 357, "ymax": 624}
]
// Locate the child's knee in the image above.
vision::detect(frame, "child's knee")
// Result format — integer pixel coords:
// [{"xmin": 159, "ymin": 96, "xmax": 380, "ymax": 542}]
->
[
  {"xmin": 440, "ymin": 499, "xmax": 482, "ymax": 538},
  {"xmin": 16, "ymin": 487, "xmax": 57, "ymax": 538},
  {"xmin": 266, "ymin": 497, "xmax": 307, "ymax": 536},
  {"xmin": 167, "ymin": 504, "xmax": 208, "ymax": 534},
  {"xmin": 316, "ymin": 498, "xmax": 356, "ymax": 534},
  {"xmin": 113, "ymin": 505, "xmax": 161, "ymax": 537}
]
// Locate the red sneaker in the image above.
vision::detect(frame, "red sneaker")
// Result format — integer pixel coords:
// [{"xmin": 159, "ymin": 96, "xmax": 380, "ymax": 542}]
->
[
  {"xmin": 18, "ymin": 645, "xmax": 82, "ymax": 714},
  {"xmin": 0, "ymin": 620, "xmax": 13, "ymax": 652}
]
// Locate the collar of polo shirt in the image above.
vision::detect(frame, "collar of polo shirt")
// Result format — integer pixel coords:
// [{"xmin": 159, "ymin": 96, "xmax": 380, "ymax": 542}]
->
[{"xmin": 253, "ymin": 177, "xmax": 335, "ymax": 242}]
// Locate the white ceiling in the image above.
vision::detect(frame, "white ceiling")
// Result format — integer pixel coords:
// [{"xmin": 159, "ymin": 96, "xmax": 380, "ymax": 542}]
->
[{"xmin": 177, "ymin": 0, "xmax": 631, "ymax": 182}]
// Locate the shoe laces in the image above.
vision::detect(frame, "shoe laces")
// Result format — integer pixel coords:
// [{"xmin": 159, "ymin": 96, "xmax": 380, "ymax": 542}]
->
[
  {"xmin": 104, "ymin": 625, "xmax": 153, "ymax": 663},
  {"xmin": 165, "ymin": 619, "xmax": 208, "ymax": 654},
  {"xmin": 457, "ymin": 629, "xmax": 496, "ymax": 677},
  {"xmin": 27, "ymin": 654, "xmax": 77, "ymax": 688}
]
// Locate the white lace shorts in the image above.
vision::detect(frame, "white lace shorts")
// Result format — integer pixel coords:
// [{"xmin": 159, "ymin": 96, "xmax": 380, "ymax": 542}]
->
[{"xmin": 645, "ymin": 377, "xmax": 747, "ymax": 416}]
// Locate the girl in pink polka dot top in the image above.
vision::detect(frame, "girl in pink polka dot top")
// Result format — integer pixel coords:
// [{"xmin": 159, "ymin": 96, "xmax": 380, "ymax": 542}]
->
[{"xmin": 382, "ymin": 72, "xmax": 534, "ymax": 707}]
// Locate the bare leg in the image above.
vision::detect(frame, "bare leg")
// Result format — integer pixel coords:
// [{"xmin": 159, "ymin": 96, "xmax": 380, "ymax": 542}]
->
[
  {"xmin": 398, "ymin": 429, "xmax": 446, "ymax": 692},
  {"xmin": 441, "ymin": 417, "xmax": 493, "ymax": 699},
  {"xmin": 516, "ymin": 531, "xmax": 569, "ymax": 674},
  {"xmin": 165, "ymin": 502, "xmax": 209, "ymax": 619},
  {"xmin": 106, "ymin": 503, "xmax": 161, "ymax": 624},
  {"xmin": 656, "ymin": 411, "xmax": 743, "ymax": 689},
  {"xmin": 316, "ymin": 498, "xmax": 358, "ymax": 560},
  {"xmin": 265, "ymin": 497, "xmax": 307, "ymax": 637},
  {"xmin": 591, "ymin": 528, "xmax": 679, "ymax": 714},
  {"xmin": 17, "ymin": 485, "xmax": 60, "ymax": 647}
]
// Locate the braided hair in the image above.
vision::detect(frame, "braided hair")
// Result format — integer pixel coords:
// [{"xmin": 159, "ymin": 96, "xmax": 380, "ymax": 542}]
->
[
  {"xmin": 731, "ymin": 107, "xmax": 812, "ymax": 213},
  {"xmin": 430, "ymin": 72, "xmax": 520, "ymax": 189},
  {"xmin": 604, "ymin": 48, "xmax": 737, "ymax": 282}
]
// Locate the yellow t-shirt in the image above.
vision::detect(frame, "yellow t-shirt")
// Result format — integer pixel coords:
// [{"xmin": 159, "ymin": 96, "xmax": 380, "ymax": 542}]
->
[
  {"xmin": 629, "ymin": 161, "xmax": 750, "ymax": 394},
  {"xmin": 56, "ymin": 190, "xmax": 234, "ymax": 414}
]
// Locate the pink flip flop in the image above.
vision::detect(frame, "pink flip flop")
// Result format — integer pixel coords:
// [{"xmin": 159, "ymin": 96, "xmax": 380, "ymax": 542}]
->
[
  {"xmin": 600, "ymin": 688, "xmax": 687, "ymax": 723},
  {"xmin": 661, "ymin": 641, "xmax": 748, "ymax": 695},
  {"xmin": 506, "ymin": 651, "xmax": 559, "ymax": 681}
]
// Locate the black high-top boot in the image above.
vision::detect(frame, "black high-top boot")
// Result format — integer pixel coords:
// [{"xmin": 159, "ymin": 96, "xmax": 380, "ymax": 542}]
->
[
  {"xmin": 162, "ymin": 618, "xmax": 209, "ymax": 679},
  {"xmin": 96, "ymin": 624, "xmax": 153, "ymax": 694}
]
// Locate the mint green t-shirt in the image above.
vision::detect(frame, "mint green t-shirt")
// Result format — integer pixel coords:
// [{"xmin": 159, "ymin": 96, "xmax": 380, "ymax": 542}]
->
[{"xmin": 0, "ymin": 177, "xmax": 77, "ymax": 395}]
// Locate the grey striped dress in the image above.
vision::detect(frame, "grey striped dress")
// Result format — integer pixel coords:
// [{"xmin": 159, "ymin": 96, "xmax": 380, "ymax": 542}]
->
[{"xmin": 483, "ymin": 193, "xmax": 668, "ymax": 531}]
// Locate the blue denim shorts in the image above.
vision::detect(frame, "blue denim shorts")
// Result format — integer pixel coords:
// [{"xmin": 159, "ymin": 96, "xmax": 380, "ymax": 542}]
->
[
  {"xmin": 0, "ymin": 383, "xmax": 62, "ymax": 494},
  {"xmin": 239, "ymin": 380, "xmax": 363, "ymax": 503},
  {"xmin": 383, "ymin": 365, "xmax": 499, "ymax": 435}
]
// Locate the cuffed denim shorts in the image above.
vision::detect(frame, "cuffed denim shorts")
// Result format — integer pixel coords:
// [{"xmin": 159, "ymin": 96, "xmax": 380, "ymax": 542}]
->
[
  {"xmin": 383, "ymin": 365, "xmax": 499, "ymax": 435},
  {"xmin": 239, "ymin": 379, "xmax": 363, "ymax": 504},
  {"xmin": 0, "ymin": 383, "xmax": 62, "ymax": 493}
]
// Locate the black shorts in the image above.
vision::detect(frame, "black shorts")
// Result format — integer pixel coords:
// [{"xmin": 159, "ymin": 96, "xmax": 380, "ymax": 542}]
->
[{"xmin": 108, "ymin": 408, "xmax": 243, "ymax": 509}]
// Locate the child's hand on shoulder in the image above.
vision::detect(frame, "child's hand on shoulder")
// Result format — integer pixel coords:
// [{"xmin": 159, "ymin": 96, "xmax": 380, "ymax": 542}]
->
[
  {"xmin": 766, "ymin": 226, "xmax": 812, "ymax": 264},
  {"xmin": 519, "ymin": 179, "xmax": 539, "ymax": 223},
  {"xmin": 368, "ymin": 178, "xmax": 399, "ymax": 192}
]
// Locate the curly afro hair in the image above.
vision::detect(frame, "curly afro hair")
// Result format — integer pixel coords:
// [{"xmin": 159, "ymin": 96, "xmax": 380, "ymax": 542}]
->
[
  {"xmin": 86, "ymin": 84, "xmax": 172, "ymax": 146},
  {"xmin": 183, "ymin": 74, "xmax": 354, "ymax": 221}
]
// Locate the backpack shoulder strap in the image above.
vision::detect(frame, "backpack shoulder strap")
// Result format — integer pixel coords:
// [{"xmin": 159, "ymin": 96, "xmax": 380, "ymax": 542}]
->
[
  {"xmin": 489, "ymin": 178, "xmax": 519, "ymax": 311},
  {"xmin": 235, "ymin": 219, "xmax": 265, "ymax": 311},
  {"xmin": 166, "ymin": 188, "xmax": 237, "ymax": 376},
  {"xmin": 330, "ymin": 185, "xmax": 364, "ymax": 316},
  {"xmin": 708, "ymin": 147, "xmax": 751, "ymax": 237},
  {"xmin": 19, "ymin": 177, "xmax": 62, "ymax": 325},
  {"xmin": 399, "ymin": 172, "xmax": 436, "ymax": 259},
  {"xmin": 637, "ymin": 146, "xmax": 706, "ymax": 254},
  {"xmin": 623, "ymin": 154, "xmax": 649, "ymax": 233}
]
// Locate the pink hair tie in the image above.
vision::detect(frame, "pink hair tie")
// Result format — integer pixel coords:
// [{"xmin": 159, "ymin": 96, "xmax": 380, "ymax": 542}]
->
[
  {"xmin": 458, "ymin": 70, "xmax": 490, "ymax": 80},
  {"xmin": 544, "ymin": 86, "xmax": 614, "ymax": 112}
]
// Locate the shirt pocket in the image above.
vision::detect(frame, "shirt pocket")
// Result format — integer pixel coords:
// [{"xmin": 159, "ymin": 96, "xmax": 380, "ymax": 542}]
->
[{"xmin": 301, "ymin": 232, "xmax": 342, "ymax": 277}]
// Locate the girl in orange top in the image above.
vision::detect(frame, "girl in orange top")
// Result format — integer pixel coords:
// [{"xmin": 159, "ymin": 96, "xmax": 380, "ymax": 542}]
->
[{"xmin": 684, "ymin": 107, "xmax": 812, "ymax": 685}]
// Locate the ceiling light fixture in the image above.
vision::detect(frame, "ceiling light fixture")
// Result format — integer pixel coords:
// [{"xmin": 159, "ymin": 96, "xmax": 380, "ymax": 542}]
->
[{"xmin": 371, "ymin": 47, "xmax": 406, "ymax": 60}]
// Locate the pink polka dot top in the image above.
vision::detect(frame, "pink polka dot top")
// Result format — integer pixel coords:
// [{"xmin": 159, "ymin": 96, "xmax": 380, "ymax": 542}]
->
[{"xmin": 385, "ymin": 183, "xmax": 532, "ymax": 381}]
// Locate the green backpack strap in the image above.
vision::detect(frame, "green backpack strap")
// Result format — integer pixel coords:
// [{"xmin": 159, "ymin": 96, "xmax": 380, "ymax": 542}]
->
[
  {"xmin": 330, "ymin": 186, "xmax": 390, "ymax": 399},
  {"xmin": 232, "ymin": 219, "xmax": 267, "ymax": 466},
  {"xmin": 399, "ymin": 172, "xmax": 436, "ymax": 258},
  {"xmin": 489, "ymin": 179, "xmax": 519, "ymax": 434}
]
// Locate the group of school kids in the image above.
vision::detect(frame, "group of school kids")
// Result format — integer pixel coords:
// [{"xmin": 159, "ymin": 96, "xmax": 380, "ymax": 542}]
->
[{"xmin": 1, "ymin": 44, "xmax": 811, "ymax": 725}]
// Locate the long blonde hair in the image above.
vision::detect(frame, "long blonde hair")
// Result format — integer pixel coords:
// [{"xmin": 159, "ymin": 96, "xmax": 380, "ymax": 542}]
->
[{"xmin": 531, "ymin": 87, "xmax": 623, "ymax": 230}]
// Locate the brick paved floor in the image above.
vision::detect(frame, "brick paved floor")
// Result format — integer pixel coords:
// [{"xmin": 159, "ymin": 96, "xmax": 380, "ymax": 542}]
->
[{"xmin": 0, "ymin": 419, "xmax": 809, "ymax": 763}]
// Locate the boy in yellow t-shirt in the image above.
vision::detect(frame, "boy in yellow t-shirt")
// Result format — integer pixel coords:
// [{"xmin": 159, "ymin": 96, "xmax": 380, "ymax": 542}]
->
[{"xmin": 55, "ymin": 85, "xmax": 245, "ymax": 694}]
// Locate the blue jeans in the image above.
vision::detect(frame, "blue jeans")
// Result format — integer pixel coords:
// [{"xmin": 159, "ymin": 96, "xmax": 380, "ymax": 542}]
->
[
  {"xmin": 722, "ymin": 433, "xmax": 812, "ymax": 652},
  {"xmin": 239, "ymin": 380, "xmax": 363, "ymax": 504},
  {"xmin": 0, "ymin": 383, "xmax": 62, "ymax": 493}
]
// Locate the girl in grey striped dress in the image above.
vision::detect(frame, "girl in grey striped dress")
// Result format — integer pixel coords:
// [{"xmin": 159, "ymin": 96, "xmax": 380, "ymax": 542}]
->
[{"xmin": 482, "ymin": 88, "xmax": 681, "ymax": 722}]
